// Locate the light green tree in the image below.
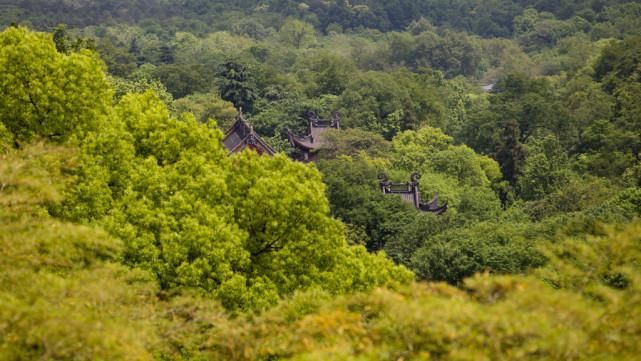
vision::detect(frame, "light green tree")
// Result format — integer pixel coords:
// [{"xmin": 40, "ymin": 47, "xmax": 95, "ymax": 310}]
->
[
  {"xmin": 0, "ymin": 27, "xmax": 111, "ymax": 143},
  {"xmin": 517, "ymin": 135, "xmax": 570, "ymax": 201},
  {"xmin": 52, "ymin": 88, "xmax": 410, "ymax": 310},
  {"xmin": 279, "ymin": 18, "xmax": 316, "ymax": 49},
  {"xmin": 391, "ymin": 126, "xmax": 453, "ymax": 171},
  {"xmin": 174, "ymin": 92, "xmax": 237, "ymax": 128},
  {"xmin": 225, "ymin": 151, "xmax": 412, "ymax": 308}
]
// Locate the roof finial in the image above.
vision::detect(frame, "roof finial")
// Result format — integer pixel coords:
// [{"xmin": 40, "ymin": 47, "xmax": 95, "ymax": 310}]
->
[{"xmin": 238, "ymin": 107, "xmax": 254, "ymax": 130}]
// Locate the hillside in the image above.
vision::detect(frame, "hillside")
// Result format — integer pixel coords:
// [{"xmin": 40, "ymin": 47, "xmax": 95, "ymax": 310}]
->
[{"xmin": 1, "ymin": 1, "xmax": 641, "ymax": 359}]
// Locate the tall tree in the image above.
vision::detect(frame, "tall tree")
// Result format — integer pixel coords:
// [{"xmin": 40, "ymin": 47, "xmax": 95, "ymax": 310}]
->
[{"xmin": 218, "ymin": 60, "xmax": 258, "ymax": 113}]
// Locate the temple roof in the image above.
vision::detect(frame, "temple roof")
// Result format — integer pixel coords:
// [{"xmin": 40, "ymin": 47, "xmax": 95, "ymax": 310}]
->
[
  {"xmin": 223, "ymin": 114, "xmax": 275, "ymax": 156},
  {"xmin": 379, "ymin": 173, "xmax": 448, "ymax": 214},
  {"xmin": 419, "ymin": 194, "xmax": 448, "ymax": 214},
  {"xmin": 287, "ymin": 111, "xmax": 340, "ymax": 152}
]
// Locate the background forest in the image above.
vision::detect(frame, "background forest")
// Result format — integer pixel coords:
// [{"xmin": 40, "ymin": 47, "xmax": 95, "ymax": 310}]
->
[{"xmin": 1, "ymin": 0, "xmax": 641, "ymax": 360}]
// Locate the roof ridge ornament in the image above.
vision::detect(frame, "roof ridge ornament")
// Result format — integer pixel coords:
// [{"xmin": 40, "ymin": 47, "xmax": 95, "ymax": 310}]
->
[{"xmin": 288, "ymin": 109, "xmax": 341, "ymax": 162}]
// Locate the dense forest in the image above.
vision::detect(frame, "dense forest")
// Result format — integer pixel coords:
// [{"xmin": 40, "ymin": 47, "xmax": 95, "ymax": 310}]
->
[{"xmin": 1, "ymin": 0, "xmax": 641, "ymax": 359}]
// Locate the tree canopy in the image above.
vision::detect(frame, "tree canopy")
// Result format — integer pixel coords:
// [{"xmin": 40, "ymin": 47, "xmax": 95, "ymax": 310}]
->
[{"xmin": 1, "ymin": 1, "xmax": 641, "ymax": 357}]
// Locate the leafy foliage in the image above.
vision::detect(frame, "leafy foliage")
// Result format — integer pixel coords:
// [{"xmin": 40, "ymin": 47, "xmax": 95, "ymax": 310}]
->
[
  {"xmin": 1, "ymin": 3, "xmax": 641, "ymax": 358},
  {"xmin": 0, "ymin": 28, "xmax": 411, "ymax": 312},
  {"xmin": 205, "ymin": 224, "xmax": 641, "ymax": 360},
  {"xmin": 218, "ymin": 60, "xmax": 258, "ymax": 113},
  {"xmin": 0, "ymin": 27, "xmax": 111, "ymax": 143}
]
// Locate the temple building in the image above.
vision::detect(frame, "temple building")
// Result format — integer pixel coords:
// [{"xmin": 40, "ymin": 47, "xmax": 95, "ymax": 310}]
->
[
  {"xmin": 379, "ymin": 173, "xmax": 448, "ymax": 214},
  {"xmin": 287, "ymin": 111, "xmax": 340, "ymax": 162},
  {"xmin": 222, "ymin": 111, "xmax": 445, "ymax": 214},
  {"xmin": 223, "ymin": 113, "xmax": 275, "ymax": 156}
]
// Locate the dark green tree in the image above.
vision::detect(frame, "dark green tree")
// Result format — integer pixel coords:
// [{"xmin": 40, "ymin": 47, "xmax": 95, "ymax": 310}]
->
[
  {"xmin": 158, "ymin": 44, "xmax": 175, "ymax": 64},
  {"xmin": 218, "ymin": 60, "xmax": 258, "ymax": 113},
  {"xmin": 495, "ymin": 118, "xmax": 525, "ymax": 187}
]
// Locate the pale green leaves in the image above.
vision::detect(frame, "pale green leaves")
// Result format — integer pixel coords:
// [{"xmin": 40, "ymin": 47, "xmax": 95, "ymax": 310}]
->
[{"xmin": 0, "ymin": 27, "xmax": 111, "ymax": 143}]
